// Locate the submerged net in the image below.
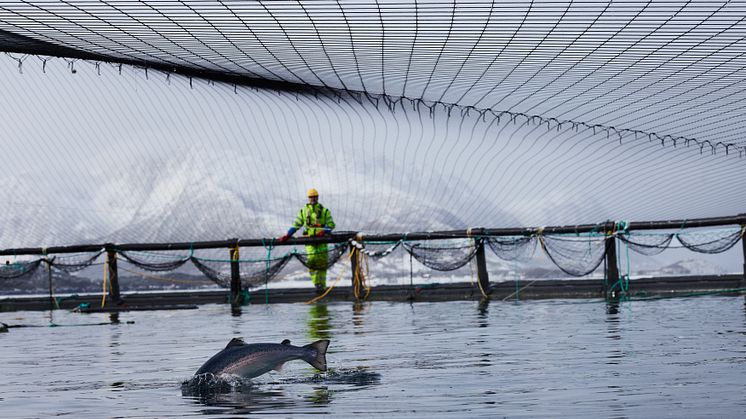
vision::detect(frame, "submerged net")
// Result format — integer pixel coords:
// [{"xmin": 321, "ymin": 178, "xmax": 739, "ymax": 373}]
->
[
  {"xmin": 485, "ymin": 236, "xmax": 537, "ymax": 262},
  {"xmin": 118, "ymin": 250, "xmax": 190, "ymax": 272},
  {"xmin": 0, "ymin": 259, "xmax": 43, "ymax": 280},
  {"xmin": 294, "ymin": 243, "xmax": 349, "ymax": 271},
  {"xmin": 190, "ymin": 254, "xmax": 294, "ymax": 289},
  {"xmin": 403, "ymin": 240, "xmax": 478, "ymax": 272},
  {"xmin": 48, "ymin": 251, "xmax": 104, "ymax": 273},
  {"xmin": 676, "ymin": 228, "xmax": 744, "ymax": 254},
  {"xmin": 540, "ymin": 234, "xmax": 607, "ymax": 277},
  {"xmin": 618, "ymin": 233, "xmax": 675, "ymax": 256}
]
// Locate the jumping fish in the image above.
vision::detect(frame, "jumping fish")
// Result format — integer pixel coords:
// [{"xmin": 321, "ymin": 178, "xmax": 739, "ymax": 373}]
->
[{"xmin": 194, "ymin": 338, "xmax": 330, "ymax": 379}]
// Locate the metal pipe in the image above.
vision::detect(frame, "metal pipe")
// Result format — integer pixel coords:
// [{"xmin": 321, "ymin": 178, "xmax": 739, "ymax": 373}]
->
[
  {"xmin": 230, "ymin": 247, "xmax": 241, "ymax": 307},
  {"xmin": 475, "ymin": 239, "xmax": 490, "ymax": 295},
  {"xmin": 742, "ymin": 225, "xmax": 746, "ymax": 288},
  {"xmin": 106, "ymin": 250, "xmax": 121, "ymax": 304},
  {"xmin": 1, "ymin": 214, "xmax": 744, "ymax": 256}
]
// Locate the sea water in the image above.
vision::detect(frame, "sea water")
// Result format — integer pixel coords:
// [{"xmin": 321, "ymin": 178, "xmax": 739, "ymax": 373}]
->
[{"xmin": 1, "ymin": 296, "xmax": 745, "ymax": 417}]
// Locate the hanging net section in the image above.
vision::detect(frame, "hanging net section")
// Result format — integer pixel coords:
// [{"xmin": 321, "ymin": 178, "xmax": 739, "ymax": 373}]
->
[
  {"xmin": 403, "ymin": 239, "xmax": 478, "ymax": 272},
  {"xmin": 539, "ymin": 234, "xmax": 608, "ymax": 277},
  {"xmin": 619, "ymin": 227, "xmax": 744, "ymax": 255}
]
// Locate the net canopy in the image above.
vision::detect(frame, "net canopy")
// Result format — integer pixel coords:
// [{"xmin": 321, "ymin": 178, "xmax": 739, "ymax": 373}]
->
[{"xmin": 1, "ymin": 1, "xmax": 745, "ymax": 250}]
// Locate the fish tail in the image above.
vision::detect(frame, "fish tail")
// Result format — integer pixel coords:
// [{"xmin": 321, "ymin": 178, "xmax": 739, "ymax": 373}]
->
[{"xmin": 303, "ymin": 339, "xmax": 330, "ymax": 371}]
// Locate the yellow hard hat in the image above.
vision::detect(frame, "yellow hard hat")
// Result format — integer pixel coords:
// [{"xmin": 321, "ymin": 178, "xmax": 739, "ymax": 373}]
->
[{"xmin": 307, "ymin": 188, "xmax": 319, "ymax": 197}]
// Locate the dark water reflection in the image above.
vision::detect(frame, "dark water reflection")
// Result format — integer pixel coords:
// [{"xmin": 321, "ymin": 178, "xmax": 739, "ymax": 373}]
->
[{"xmin": 1, "ymin": 296, "xmax": 746, "ymax": 417}]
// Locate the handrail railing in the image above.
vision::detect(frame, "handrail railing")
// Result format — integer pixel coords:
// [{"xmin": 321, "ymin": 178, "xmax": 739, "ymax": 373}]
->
[{"xmin": 1, "ymin": 214, "xmax": 744, "ymax": 256}]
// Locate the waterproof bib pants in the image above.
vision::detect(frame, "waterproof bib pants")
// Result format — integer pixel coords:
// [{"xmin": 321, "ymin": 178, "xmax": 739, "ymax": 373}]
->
[
  {"xmin": 305, "ymin": 243, "xmax": 328, "ymax": 288},
  {"xmin": 293, "ymin": 203, "xmax": 335, "ymax": 288}
]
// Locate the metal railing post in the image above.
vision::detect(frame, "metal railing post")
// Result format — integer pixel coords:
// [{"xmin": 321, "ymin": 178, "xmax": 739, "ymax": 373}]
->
[
  {"xmin": 475, "ymin": 238, "xmax": 490, "ymax": 296},
  {"xmin": 230, "ymin": 245, "xmax": 241, "ymax": 307},
  {"xmin": 106, "ymin": 249, "xmax": 121, "ymax": 304},
  {"xmin": 604, "ymin": 223, "xmax": 620, "ymax": 299}
]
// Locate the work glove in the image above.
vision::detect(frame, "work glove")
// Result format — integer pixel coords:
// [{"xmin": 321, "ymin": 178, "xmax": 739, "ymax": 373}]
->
[
  {"xmin": 279, "ymin": 227, "xmax": 298, "ymax": 243},
  {"xmin": 315, "ymin": 230, "xmax": 326, "ymax": 237}
]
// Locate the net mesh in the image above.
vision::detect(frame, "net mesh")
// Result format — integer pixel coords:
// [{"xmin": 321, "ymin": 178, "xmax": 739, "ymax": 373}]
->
[
  {"xmin": 1, "ymin": 1, "xmax": 746, "ymax": 251},
  {"xmin": 0, "ymin": 0, "xmax": 745, "ymax": 301}
]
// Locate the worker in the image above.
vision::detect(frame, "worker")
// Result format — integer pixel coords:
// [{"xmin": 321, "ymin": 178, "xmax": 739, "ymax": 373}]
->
[{"xmin": 278, "ymin": 188, "xmax": 336, "ymax": 293}]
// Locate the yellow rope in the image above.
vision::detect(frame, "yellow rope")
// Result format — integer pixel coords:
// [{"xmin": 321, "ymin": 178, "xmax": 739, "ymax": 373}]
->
[
  {"xmin": 305, "ymin": 252, "xmax": 350, "ymax": 304},
  {"xmin": 349, "ymin": 246, "xmax": 371, "ymax": 301},
  {"xmin": 469, "ymin": 239, "xmax": 490, "ymax": 299},
  {"xmin": 354, "ymin": 248, "xmax": 371, "ymax": 300}
]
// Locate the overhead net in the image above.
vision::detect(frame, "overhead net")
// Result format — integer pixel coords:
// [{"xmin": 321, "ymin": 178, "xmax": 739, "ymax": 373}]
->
[
  {"xmin": 1, "ymin": 1, "xmax": 746, "ymax": 250},
  {"xmin": 0, "ymin": 1, "xmax": 745, "ymax": 288}
]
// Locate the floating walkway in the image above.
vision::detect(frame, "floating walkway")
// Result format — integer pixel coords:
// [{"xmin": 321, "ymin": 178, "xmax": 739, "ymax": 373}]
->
[{"xmin": 1, "ymin": 274, "xmax": 743, "ymax": 312}]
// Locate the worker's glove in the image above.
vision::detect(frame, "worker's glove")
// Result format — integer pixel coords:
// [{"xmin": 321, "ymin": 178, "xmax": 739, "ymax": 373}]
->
[
  {"xmin": 278, "ymin": 234, "xmax": 291, "ymax": 243},
  {"xmin": 314, "ymin": 230, "xmax": 326, "ymax": 237}
]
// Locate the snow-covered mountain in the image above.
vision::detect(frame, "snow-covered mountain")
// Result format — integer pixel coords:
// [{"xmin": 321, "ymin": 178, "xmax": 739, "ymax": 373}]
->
[{"xmin": 0, "ymin": 145, "xmax": 519, "ymax": 248}]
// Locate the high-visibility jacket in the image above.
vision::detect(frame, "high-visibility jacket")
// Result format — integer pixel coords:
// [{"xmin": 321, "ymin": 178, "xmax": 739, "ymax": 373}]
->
[{"xmin": 292, "ymin": 203, "xmax": 335, "ymax": 236}]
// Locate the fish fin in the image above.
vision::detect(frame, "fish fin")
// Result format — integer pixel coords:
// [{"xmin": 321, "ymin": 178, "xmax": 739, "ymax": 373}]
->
[
  {"xmin": 273, "ymin": 363, "xmax": 284, "ymax": 372},
  {"xmin": 225, "ymin": 337, "xmax": 246, "ymax": 348},
  {"xmin": 303, "ymin": 339, "xmax": 330, "ymax": 371},
  {"xmin": 281, "ymin": 339, "xmax": 291, "ymax": 345}
]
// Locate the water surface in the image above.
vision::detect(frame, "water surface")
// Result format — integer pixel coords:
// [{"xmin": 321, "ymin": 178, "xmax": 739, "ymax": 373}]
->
[{"xmin": 1, "ymin": 296, "xmax": 745, "ymax": 417}]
